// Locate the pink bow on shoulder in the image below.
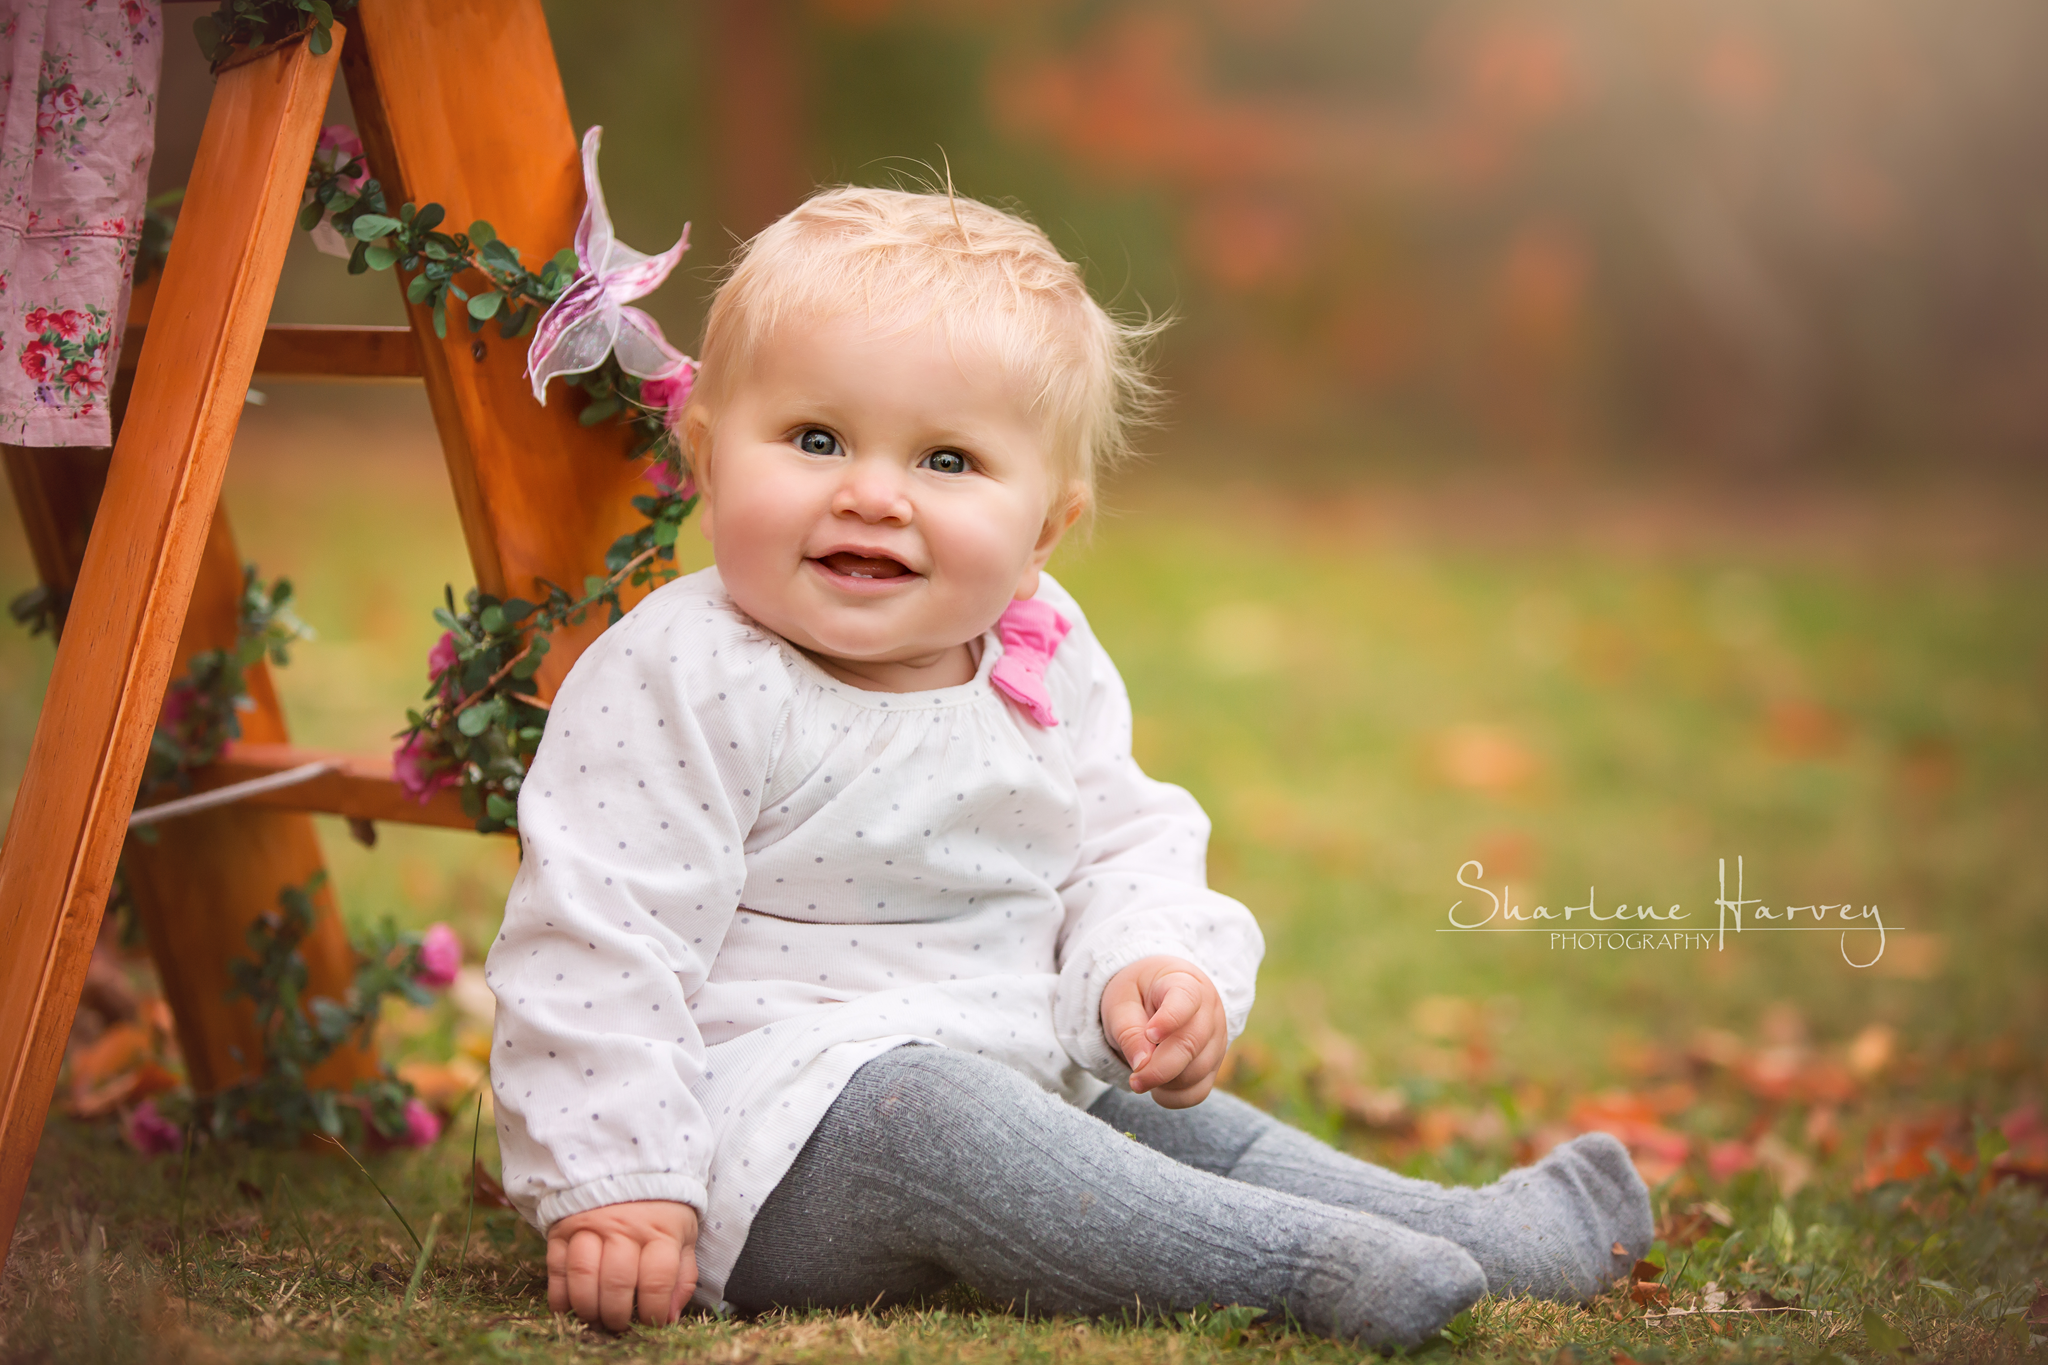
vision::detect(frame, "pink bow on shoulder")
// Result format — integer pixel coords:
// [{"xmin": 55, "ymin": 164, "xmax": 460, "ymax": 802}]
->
[
  {"xmin": 526, "ymin": 126, "xmax": 695, "ymax": 402},
  {"xmin": 991, "ymin": 598, "xmax": 1071, "ymax": 727}
]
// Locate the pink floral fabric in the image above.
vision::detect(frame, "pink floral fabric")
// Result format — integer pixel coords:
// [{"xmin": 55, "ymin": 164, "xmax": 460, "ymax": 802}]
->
[{"xmin": 0, "ymin": 0, "xmax": 161, "ymax": 447}]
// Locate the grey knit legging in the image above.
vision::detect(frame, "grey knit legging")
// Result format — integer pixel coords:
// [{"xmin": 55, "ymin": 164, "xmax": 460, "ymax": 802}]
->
[{"xmin": 725, "ymin": 1045, "xmax": 1566, "ymax": 1346}]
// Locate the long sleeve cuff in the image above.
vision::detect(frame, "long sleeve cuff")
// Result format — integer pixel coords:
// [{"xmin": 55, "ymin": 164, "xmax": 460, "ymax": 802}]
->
[{"xmin": 535, "ymin": 1171, "xmax": 710, "ymax": 1231}]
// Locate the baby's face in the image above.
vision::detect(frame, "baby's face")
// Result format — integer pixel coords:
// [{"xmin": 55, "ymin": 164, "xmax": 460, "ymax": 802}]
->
[{"xmin": 689, "ymin": 311, "xmax": 1073, "ymax": 691}]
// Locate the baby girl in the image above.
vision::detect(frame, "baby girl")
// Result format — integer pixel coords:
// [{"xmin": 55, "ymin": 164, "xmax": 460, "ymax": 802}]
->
[{"xmin": 485, "ymin": 187, "xmax": 1651, "ymax": 1345}]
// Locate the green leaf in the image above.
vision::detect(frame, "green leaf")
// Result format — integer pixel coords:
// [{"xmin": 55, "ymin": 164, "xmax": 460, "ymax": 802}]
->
[
  {"xmin": 454, "ymin": 706, "xmax": 492, "ymax": 739},
  {"xmin": 405, "ymin": 273, "xmax": 433, "ymax": 304},
  {"xmin": 351, "ymin": 213, "xmax": 402, "ymax": 241},
  {"xmin": 192, "ymin": 15, "xmax": 224, "ymax": 60},
  {"xmin": 412, "ymin": 203, "xmax": 445, "ymax": 234},
  {"xmin": 510, "ymin": 652, "xmax": 544, "ymax": 680},
  {"xmin": 346, "ymin": 239, "xmax": 370, "ymax": 275},
  {"xmin": 308, "ymin": 25, "xmax": 331, "ymax": 55},
  {"xmin": 432, "ymin": 299, "xmax": 448, "ymax": 339},
  {"xmin": 485, "ymin": 793, "xmax": 515, "ymax": 821},
  {"xmin": 297, "ymin": 199, "xmax": 324, "ymax": 232},
  {"xmin": 468, "ymin": 291, "xmax": 504, "ymax": 320},
  {"xmin": 479, "ymin": 605, "xmax": 505, "ymax": 634},
  {"xmin": 578, "ymin": 395, "xmax": 624, "ymax": 427},
  {"xmin": 469, "ymin": 220, "xmax": 496, "ymax": 246},
  {"xmin": 1864, "ymin": 1308, "xmax": 1911, "ymax": 1356},
  {"xmin": 364, "ymin": 243, "xmax": 398, "ymax": 271}
]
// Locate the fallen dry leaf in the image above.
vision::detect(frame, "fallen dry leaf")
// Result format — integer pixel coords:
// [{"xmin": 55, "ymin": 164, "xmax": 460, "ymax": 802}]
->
[
  {"xmin": 471, "ymin": 1161, "xmax": 516, "ymax": 1210},
  {"xmin": 1629, "ymin": 1282, "xmax": 1670, "ymax": 1307}
]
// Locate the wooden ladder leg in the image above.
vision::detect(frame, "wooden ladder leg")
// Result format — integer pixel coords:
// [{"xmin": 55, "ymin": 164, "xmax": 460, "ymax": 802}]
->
[
  {"xmin": 0, "ymin": 30, "xmax": 342, "ymax": 1261},
  {"xmin": 3, "ymin": 449, "xmax": 375, "ymax": 1097}
]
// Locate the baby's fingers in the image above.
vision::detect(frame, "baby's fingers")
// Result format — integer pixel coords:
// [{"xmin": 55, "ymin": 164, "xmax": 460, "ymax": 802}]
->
[
  {"xmin": 564, "ymin": 1228, "xmax": 606, "ymax": 1324},
  {"xmin": 546, "ymin": 1234, "xmax": 570, "ymax": 1314},
  {"xmin": 637, "ymin": 1235, "xmax": 682, "ymax": 1326},
  {"xmin": 1140, "ymin": 980, "xmax": 1204, "ymax": 1049},
  {"xmin": 1101, "ymin": 978, "xmax": 1154, "ymax": 1072}
]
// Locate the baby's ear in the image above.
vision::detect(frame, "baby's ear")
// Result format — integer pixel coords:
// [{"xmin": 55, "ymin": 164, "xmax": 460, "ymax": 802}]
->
[{"xmin": 1035, "ymin": 486, "xmax": 1088, "ymax": 556}]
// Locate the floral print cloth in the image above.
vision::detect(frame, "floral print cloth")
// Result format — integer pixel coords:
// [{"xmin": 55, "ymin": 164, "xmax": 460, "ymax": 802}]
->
[{"xmin": 0, "ymin": 0, "xmax": 161, "ymax": 447}]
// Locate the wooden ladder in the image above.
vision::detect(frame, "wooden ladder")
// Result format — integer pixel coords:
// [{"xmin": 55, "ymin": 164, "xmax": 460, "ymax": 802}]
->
[{"xmin": 0, "ymin": 0, "xmax": 657, "ymax": 1264}]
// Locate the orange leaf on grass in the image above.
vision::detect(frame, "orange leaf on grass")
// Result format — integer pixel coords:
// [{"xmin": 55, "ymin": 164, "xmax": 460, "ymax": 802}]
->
[
  {"xmin": 1570, "ymin": 1091, "xmax": 1692, "ymax": 1184},
  {"xmin": 1629, "ymin": 1281, "xmax": 1670, "ymax": 1307}
]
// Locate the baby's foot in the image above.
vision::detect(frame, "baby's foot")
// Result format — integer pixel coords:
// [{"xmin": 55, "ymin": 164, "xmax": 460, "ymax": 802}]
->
[
  {"xmin": 1295, "ymin": 1219, "xmax": 1486, "ymax": 1349},
  {"xmin": 1467, "ymin": 1132, "xmax": 1652, "ymax": 1301}
]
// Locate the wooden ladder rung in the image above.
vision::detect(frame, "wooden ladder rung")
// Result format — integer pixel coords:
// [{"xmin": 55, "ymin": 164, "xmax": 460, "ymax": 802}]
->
[
  {"xmin": 173, "ymin": 741, "xmax": 480, "ymax": 829},
  {"xmin": 118, "ymin": 324, "xmax": 424, "ymax": 379}
]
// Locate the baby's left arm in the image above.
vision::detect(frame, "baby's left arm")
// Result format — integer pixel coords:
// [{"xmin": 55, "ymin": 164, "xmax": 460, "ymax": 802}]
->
[{"xmin": 1039, "ymin": 583, "xmax": 1265, "ymax": 1091}]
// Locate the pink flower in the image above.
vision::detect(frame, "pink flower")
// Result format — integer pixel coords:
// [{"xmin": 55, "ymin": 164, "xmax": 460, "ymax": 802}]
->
[
  {"xmin": 427, "ymin": 630, "xmax": 461, "ymax": 701},
  {"xmin": 637, "ymin": 360, "xmax": 696, "ymax": 426},
  {"xmin": 19, "ymin": 338, "xmax": 57, "ymax": 382},
  {"xmin": 416, "ymin": 922, "xmax": 461, "ymax": 988},
  {"xmin": 641, "ymin": 458, "xmax": 696, "ymax": 501},
  {"xmin": 61, "ymin": 356, "xmax": 104, "ymax": 396},
  {"xmin": 125, "ymin": 1099, "xmax": 182, "ymax": 1156},
  {"xmin": 398, "ymin": 1098, "xmax": 443, "ymax": 1147},
  {"xmin": 392, "ymin": 731, "xmax": 459, "ymax": 805},
  {"xmin": 314, "ymin": 124, "xmax": 368, "ymax": 193},
  {"xmin": 42, "ymin": 83, "xmax": 82, "ymax": 121},
  {"xmin": 158, "ymin": 681, "xmax": 196, "ymax": 732}
]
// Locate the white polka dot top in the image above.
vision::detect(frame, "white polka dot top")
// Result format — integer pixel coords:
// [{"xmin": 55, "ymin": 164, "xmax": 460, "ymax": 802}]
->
[{"xmin": 484, "ymin": 568, "xmax": 1264, "ymax": 1307}]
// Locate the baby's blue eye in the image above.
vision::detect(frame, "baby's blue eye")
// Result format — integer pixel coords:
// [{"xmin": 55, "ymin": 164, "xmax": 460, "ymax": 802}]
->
[
  {"xmin": 923, "ymin": 450, "xmax": 969, "ymax": 475},
  {"xmin": 798, "ymin": 428, "xmax": 838, "ymax": 456}
]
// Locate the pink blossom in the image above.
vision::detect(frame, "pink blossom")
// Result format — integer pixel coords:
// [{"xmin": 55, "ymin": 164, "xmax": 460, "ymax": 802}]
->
[
  {"xmin": 61, "ymin": 356, "xmax": 104, "ymax": 396},
  {"xmin": 19, "ymin": 338, "xmax": 57, "ymax": 382},
  {"xmin": 158, "ymin": 681, "xmax": 196, "ymax": 732},
  {"xmin": 42, "ymin": 83, "xmax": 82, "ymax": 121},
  {"xmin": 641, "ymin": 458, "xmax": 695, "ymax": 502},
  {"xmin": 427, "ymin": 630, "xmax": 461, "ymax": 701},
  {"xmin": 125, "ymin": 1099, "xmax": 182, "ymax": 1156},
  {"xmin": 314, "ymin": 124, "xmax": 369, "ymax": 193},
  {"xmin": 416, "ymin": 922, "xmax": 461, "ymax": 988},
  {"xmin": 392, "ymin": 731, "xmax": 459, "ymax": 805},
  {"xmin": 47, "ymin": 309, "xmax": 83, "ymax": 339},
  {"xmin": 637, "ymin": 360, "xmax": 696, "ymax": 426},
  {"xmin": 398, "ymin": 1098, "xmax": 443, "ymax": 1147}
]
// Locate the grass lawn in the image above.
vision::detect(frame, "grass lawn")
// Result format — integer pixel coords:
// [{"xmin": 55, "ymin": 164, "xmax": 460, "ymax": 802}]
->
[{"xmin": 2, "ymin": 392, "xmax": 2044, "ymax": 1361}]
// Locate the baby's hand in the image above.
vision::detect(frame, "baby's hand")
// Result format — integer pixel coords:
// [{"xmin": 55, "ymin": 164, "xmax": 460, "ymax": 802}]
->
[
  {"xmin": 547, "ymin": 1199, "xmax": 699, "ymax": 1331},
  {"xmin": 1101, "ymin": 955, "xmax": 1227, "ymax": 1108}
]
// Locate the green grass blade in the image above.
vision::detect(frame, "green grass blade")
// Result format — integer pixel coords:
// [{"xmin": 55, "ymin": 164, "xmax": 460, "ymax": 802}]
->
[
  {"xmin": 276, "ymin": 1171, "xmax": 322, "ymax": 1277},
  {"xmin": 400, "ymin": 1212, "xmax": 441, "ymax": 1319},
  {"xmin": 458, "ymin": 1092, "xmax": 482, "ymax": 1266},
  {"xmin": 320, "ymin": 1135, "xmax": 422, "ymax": 1253},
  {"xmin": 174, "ymin": 1123, "xmax": 193, "ymax": 1320}
]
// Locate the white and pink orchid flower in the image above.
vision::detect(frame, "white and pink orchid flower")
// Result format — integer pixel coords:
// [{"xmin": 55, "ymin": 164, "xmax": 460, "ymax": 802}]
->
[{"xmin": 526, "ymin": 126, "xmax": 694, "ymax": 402}]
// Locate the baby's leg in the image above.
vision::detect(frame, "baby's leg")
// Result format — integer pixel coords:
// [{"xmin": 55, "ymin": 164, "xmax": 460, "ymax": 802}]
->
[
  {"xmin": 1088, "ymin": 1086, "xmax": 1652, "ymax": 1303},
  {"xmin": 724, "ymin": 1046, "xmax": 1482, "ymax": 1348}
]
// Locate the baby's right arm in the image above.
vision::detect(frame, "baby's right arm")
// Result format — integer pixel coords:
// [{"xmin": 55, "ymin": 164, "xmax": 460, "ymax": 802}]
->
[{"xmin": 484, "ymin": 587, "xmax": 787, "ymax": 1255}]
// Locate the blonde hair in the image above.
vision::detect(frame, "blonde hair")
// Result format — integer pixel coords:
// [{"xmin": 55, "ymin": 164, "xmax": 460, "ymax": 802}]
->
[{"xmin": 687, "ymin": 184, "xmax": 1166, "ymax": 517}]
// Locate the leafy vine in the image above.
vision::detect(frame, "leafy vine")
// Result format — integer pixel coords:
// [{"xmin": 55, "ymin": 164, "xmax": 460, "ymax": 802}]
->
[
  {"xmin": 294, "ymin": 124, "xmax": 700, "ymax": 831},
  {"xmin": 192, "ymin": 0, "xmax": 358, "ymax": 67},
  {"xmin": 155, "ymin": 873, "xmax": 460, "ymax": 1150}
]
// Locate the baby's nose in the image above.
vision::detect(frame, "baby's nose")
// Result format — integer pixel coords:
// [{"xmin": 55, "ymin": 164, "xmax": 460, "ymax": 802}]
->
[{"xmin": 833, "ymin": 460, "xmax": 913, "ymax": 521}]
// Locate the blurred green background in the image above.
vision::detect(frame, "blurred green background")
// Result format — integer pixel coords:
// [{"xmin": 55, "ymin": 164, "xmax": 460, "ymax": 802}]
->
[{"xmin": 6, "ymin": 0, "xmax": 2046, "ymax": 1114}]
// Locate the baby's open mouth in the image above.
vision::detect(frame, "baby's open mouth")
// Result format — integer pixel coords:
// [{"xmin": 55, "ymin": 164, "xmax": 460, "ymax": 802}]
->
[{"xmin": 815, "ymin": 552, "xmax": 912, "ymax": 580}]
